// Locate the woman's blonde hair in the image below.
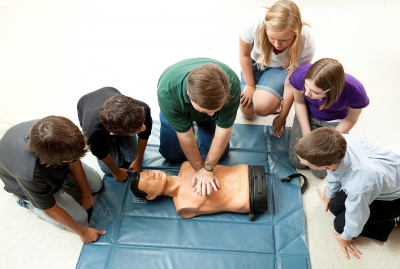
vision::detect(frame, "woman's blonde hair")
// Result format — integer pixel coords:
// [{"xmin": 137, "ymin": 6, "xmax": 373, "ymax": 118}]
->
[
  {"xmin": 302, "ymin": 58, "xmax": 346, "ymax": 110},
  {"xmin": 257, "ymin": 0, "xmax": 306, "ymax": 71}
]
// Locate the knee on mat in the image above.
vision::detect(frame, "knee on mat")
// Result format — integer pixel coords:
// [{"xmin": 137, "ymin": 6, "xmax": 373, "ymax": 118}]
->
[
  {"xmin": 159, "ymin": 147, "xmax": 186, "ymax": 163},
  {"xmin": 219, "ymin": 146, "xmax": 230, "ymax": 161},
  {"xmin": 288, "ymin": 153, "xmax": 306, "ymax": 169}
]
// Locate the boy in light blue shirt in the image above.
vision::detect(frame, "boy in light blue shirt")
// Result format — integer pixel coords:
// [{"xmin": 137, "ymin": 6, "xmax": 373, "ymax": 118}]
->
[{"xmin": 295, "ymin": 127, "xmax": 400, "ymax": 260}]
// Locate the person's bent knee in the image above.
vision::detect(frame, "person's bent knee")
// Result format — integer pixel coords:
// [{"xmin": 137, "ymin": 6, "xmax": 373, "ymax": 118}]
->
[
  {"xmin": 254, "ymin": 105, "xmax": 278, "ymax": 117},
  {"xmin": 219, "ymin": 144, "xmax": 230, "ymax": 161},
  {"xmin": 328, "ymin": 200, "xmax": 342, "ymax": 216},
  {"xmin": 239, "ymin": 105, "xmax": 257, "ymax": 119},
  {"xmin": 91, "ymin": 178, "xmax": 103, "ymax": 194},
  {"xmin": 159, "ymin": 146, "xmax": 186, "ymax": 163},
  {"xmin": 333, "ymin": 216, "xmax": 345, "ymax": 234},
  {"xmin": 75, "ymin": 211, "xmax": 88, "ymax": 227},
  {"xmin": 289, "ymin": 152, "xmax": 306, "ymax": 169}
]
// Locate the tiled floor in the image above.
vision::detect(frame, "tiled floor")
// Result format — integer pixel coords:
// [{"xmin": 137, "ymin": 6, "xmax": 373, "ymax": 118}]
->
[{"xmin": 0, "ymin": 0, "xmax": 399, "ymax": 268}]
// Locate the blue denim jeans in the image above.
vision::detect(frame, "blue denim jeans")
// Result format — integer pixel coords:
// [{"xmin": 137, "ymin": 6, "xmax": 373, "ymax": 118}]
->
[
  {"xmin": 240, "ymin": 60, "xmax": 287, "ymax": 100},
  {"xmin": 23, "ymin": 162, "xmax": 102, "ymax": 229},
  {"xmin": 159, "ymin": 111, "xmax": 229, "ymax": 163},
  {"xmin": 97, "ymin": 135, "xmax": 137, "ymax": 176}
]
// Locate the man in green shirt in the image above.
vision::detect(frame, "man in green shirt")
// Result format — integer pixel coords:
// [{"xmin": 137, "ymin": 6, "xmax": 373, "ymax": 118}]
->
[{"xmin": 157, "ymin": 58, "xmax": 240, "ymax": 197}]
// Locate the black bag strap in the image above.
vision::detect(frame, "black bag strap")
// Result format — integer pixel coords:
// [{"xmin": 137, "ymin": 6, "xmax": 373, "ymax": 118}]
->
[{"xmin": 281, "ymin": 173, "xmax": 308, "ymax": 194}]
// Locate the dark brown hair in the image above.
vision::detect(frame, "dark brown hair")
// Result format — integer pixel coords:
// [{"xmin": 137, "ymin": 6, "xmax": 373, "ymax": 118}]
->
[
  {"xmin": 294, "ymin": 126, "xmax": 347, "ymax": 166},
  {"xmin": 28, "ymin": 116, "xmax": 88, "ymax": 167},
  {"xmin": 302, "ymin": 58, "xmax": 345, "ymax": 109},
  {"xmin": 187, "ymin": 63, "xmax": 232, "ymax": 110},
  {"xmin": 100, "ymin": 94, "xmax": 145, "ymax": 136}
]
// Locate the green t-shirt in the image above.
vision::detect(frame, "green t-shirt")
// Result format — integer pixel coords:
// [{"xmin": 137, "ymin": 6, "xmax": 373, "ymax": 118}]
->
[{"xmin": 157, "ymin": 58, "xmax": 240, "ymax": 133}]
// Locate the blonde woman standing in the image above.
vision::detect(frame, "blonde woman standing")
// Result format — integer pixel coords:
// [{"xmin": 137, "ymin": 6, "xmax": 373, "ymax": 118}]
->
[{"xmin": 239, "ymin": 0, "xmax": 316, "ymax": 137}]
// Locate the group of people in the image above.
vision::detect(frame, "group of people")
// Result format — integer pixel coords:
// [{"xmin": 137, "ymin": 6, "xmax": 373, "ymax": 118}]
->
[{"xmin": 0, "ymin": 0, "xmax": 399, "ymax": 261}]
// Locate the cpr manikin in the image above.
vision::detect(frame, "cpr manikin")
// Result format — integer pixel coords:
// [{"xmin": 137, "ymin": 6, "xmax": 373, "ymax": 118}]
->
[{"xmin": 130, "ymin": 161, "xmax": 267, "ymax": 221}]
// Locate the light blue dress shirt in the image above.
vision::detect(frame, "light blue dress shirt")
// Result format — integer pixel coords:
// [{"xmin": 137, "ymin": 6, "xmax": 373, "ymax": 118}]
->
[{"xmin": 326, "ymin": 134, "xmax": 400, "ymax": 240}]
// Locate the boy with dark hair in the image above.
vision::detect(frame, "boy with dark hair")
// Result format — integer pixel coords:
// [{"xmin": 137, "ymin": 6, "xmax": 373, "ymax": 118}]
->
[
  {"xmin": 295, "ymin": 127, "xmax": 400, "ymax": 259},
  {"xmin": 0, "ymin": 116, "xmax": 104, "ymax": 243},
  {"xmin": 78, "ymin": 87, "xmax": 152, "ymax": 181}
]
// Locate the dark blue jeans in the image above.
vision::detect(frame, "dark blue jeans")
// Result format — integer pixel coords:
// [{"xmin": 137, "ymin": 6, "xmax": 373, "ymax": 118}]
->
[{"xmin": 159, "ymin": 111, "xmax": 229, "ymax": 163}]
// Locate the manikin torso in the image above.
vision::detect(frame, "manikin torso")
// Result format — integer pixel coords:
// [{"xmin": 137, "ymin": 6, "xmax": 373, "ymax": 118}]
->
[{"xmin": 172, "ymin": 161, "xmax": 250, "ymax": 218}]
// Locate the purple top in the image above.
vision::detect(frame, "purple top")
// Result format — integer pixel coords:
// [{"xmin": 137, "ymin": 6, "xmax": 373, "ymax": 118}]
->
[{"xmin": 289, "ymin": 64, "xmax": 369, "ymax": 121}]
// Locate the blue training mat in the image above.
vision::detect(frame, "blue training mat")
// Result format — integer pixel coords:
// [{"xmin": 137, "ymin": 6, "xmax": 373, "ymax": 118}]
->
[{"xmin": 76, "ymin": 122, "xmax": 310, "ymax": 269}]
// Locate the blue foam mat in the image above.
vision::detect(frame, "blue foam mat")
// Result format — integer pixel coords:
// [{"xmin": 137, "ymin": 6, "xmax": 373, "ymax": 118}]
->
[{"xmin": 76, "ymin": 122, "xmax": 310, "ymax": 269}]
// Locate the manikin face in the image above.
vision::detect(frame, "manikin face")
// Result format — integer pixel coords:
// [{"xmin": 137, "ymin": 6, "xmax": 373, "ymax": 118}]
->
[
  {"xmin": 266, "ymin": 27, "xmax": 295, "ymax": 52},
  {"xmin": 138, "ymin": 170, "xmax": 168, "ymax": 199},
  {"xmin": 304, "ymin": 79, "xmax": 327, "ymax": 100}
]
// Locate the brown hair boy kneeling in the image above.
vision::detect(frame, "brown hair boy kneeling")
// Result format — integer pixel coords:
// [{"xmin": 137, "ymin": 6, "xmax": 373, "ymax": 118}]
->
[{"xmin": 295, "ymin": 127, "xmax": 400, "ymax": 259}]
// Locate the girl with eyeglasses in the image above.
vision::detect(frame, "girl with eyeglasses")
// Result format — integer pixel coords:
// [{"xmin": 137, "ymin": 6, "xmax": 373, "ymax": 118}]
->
[{"xmin": 288, "ymin": 58, "xmax": 370, "ymax": 178}]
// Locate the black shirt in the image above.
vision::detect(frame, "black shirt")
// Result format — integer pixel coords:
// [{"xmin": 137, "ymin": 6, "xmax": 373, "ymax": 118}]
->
[
  {"xmin": 0, "ymin": 120, "xmax": 71, "ymax": 210},
  {"xmin": 77, "ymin": 87, "xmax": 152, "ymax": 160}
]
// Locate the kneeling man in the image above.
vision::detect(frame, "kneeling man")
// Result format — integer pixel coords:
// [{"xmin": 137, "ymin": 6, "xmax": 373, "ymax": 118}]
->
[{"xmin": 157, "ymin": 58, "xmax": 240, "ymax": 197}]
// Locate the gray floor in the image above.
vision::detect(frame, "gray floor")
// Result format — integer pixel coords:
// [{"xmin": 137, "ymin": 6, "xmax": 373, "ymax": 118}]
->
[{"xmin": 0, "ymin": 0, "xmax": 399, "ymax": 268}]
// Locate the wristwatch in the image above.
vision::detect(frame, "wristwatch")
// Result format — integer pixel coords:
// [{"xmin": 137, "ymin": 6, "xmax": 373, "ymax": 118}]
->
[{"xmin": 203, "ymin": 164, "xmax": 213, "ymax": 172}]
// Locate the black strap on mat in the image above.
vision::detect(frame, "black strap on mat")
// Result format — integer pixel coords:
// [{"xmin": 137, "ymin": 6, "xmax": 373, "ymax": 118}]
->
[{"xmin": 280, "ymin": 173, "xmax": 308, "ymax": 194}]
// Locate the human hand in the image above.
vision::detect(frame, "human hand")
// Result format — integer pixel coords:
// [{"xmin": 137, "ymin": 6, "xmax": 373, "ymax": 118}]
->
[
  {"xmin": 78, "ymin": 195, "xmax": 95, "ymax": 210},
  {"xmin": 317, "ymin": 186, "xmax": 332, "ymax": 211},
  {"xmin": 272, "ymin": 114, "xmax": 286, "ymax": 138},
  {"xmin": 80, "ymin": 227, "xmax": 106, "ymax": 243},
  {"xmin": 333, "ymin": 233, "xmax": 362, "ymax": 259},
  {"xmin": 191, "ymin": 168, "xmax": 220, "ymax": 197},
  {"xmin": 240, "ymin": 85, "xmax": 256, "ymax": 109},
  {"xmin": 113, "ymin": 168, "xmax": 128, "ymax": 182},
  {"xmin": 129, "ymin": 158, "xmax": 143, "ymax": 173}
]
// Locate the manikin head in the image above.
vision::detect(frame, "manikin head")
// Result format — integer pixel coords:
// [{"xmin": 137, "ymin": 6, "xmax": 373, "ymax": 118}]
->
[
  {"xmin": 130, "ymin": 170, "xmax": 168, "ymax": 200},
  {"xmin": 187, "ymin": 63, "xmax": 232, "ymax": 116},
  {"xmin": 295, "ymin": 127, "xmax": 346, "ymax": 171}
]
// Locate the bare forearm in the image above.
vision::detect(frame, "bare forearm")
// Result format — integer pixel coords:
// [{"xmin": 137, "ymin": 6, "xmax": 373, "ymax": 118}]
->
[
  {"xmin": 336, "ymin": 119, "xmax": 357, "ymax": 134},
  {"xmin": 101, "ymin": 153, "xmax": 119, "ymax": 174},
  {"xmin": 176, "ymin": 128, "xmax": 203, "ymax": 171},
  {"xmin": 204, "ymin": 127, "xmax": 231, "ymax": 167},
  {"xmin": 293, "ymin": 89, "xmax": 312, "ymax": 135},
  {"xmin": 68, "ymin": 160, "xmax": 91, "ymax": 198},
  {"xmin": 280, "ymin": 68, "xmax": 296, "ymax": 117},
  {"xmin": 43, "ymin": 204, "xmax": 86, "ymax": 236},
  {"xmin": 239, "ymin": 55, "xmax": 255, "ymax": 87},
  {"xmin": 336, "ymin": 108, "xmax": 362, "ymax": 134}
]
